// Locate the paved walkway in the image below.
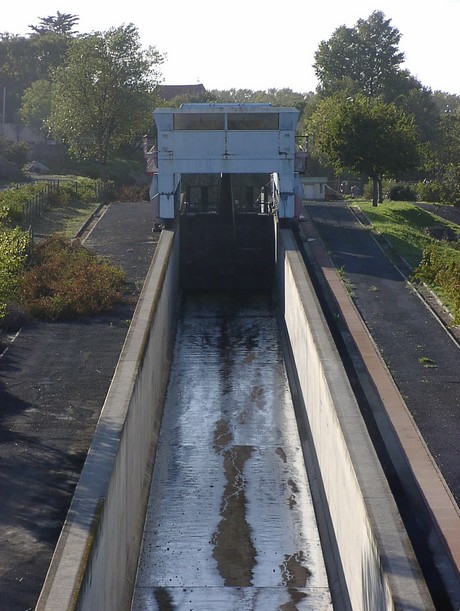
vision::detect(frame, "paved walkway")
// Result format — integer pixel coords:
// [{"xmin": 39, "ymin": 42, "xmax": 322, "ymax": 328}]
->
[
  {"xmin": 299, "ymin": 200, "xmax": 460, "ymax": 607},
  {"xmin": 1, "ymin": 198, "xmax": 459, "ymax": 608},
  {"xmin": 0, "ymin": 201, "xmax": 157, "ymax": 611}
]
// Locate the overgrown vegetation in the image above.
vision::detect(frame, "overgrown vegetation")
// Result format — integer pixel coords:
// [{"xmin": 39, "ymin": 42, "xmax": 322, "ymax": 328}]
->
[
  {"xmin": 18, "ymin": 236, "xmax": 125, "ymax": 321},
  {"xmin": 414, "ymin": 243, "xmax": 460, "ymax": 323},
  {"xmin": 0, "ymin": 227, "xmax": 30, "ymax": 319},
  {"xmin": 0, "ymin": 178, "xmax": 111, "ymax": 224},
  {"xmin": 0, "ymin": 179, "xmax": 127, "ymax": 325},
  {"xmin": 359, "ymin": 201, "xmax": 460, "ymax": 322}
]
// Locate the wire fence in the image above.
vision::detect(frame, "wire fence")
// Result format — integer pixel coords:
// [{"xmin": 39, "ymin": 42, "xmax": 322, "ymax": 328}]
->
[
  {"xmin": 21, "ymin": 180, "xmax": 107, "ymax": 229},
  {"xmin": 21, "ymin": 182, "xmax": 59, "ymax": 228}
]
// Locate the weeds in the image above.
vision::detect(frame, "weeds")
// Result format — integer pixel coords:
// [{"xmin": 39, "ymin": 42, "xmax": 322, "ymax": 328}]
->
[
  {"xmin": 419, "ymin": 356, "xmax": 437, "ymax": 368},
  {"xmin": 414, "ymin": 243, "xmax": 460, "ymax": 324},
  {"xmin": 18, "ymin": 236, "xmax": 126, "ymax": 321},
  {"xmin": 337, "ymin": 266, "xmax": 354, "ymax": 296}
]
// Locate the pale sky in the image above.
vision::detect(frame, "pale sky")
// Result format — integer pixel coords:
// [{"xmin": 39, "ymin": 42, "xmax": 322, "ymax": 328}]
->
[{"xmin": 3, "ymin": 0, "xmax": 460, "ymax": 95}]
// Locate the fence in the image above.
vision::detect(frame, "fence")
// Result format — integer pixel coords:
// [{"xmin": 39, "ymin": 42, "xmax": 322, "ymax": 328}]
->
[{"xmin": 21, "ymin": 180, "xmax": 107, "ymax": 229}]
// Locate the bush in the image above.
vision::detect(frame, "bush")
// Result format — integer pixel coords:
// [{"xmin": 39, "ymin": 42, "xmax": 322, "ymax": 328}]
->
[
  {"xmin": 0, "ymin": 137, "xmax": 30, "ymax": 180},
  {"xmin": 414, "ymin": 242, "xmax": 460, "ymax": 323},
  {"xmin": 116, "ymin": 184, "xmax": 150, "ymax": 202},
  {"xmin": 416, "ymin": 180, "xmax": 445, "ymax": 203},
  {"xmin": 0, "ymin": 184, "xmax": 44, "ymax": 224},
  {"xmin": 5, "ymin": 140, "xmax": 30, "ymax": 168},
  {"xmin": 387, "ymin": 182, "xmax": 417, "ymax": 201},
  {"xmin": 19, "ymin": 235, "xmax": 126, "ymax": 320},
  {"xmin": 0, "ymin": 227, "xmax": 30, "ymax": 320},
  {"xmin": 0, "ymin": 157, "xmax": 24, "ymax": 182}
]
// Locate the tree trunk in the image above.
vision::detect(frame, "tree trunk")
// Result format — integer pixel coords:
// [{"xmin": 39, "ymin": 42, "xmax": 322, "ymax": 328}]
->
[
  {"xmin": 372, "ymin": 176, "xmax": 378, "ymax": 207},
  {"xmin": 99, "ymin": 159, "xmax": 108, "ymax": 182},
  {"xmin": 378, "ymin": 176, "xmax": 383, "ymax": 203}
]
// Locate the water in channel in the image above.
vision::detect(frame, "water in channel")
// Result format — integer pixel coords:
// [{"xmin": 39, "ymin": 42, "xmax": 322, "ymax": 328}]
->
[{"xmin": 131, "ymin": 291, "xmax": 331, "ymax": 610}]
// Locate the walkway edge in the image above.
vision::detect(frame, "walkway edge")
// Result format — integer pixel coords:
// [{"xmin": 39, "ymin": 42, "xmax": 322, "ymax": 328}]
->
[{"xmin": 298, "ymin": 209, "xmax": 460, "ymax": 594}]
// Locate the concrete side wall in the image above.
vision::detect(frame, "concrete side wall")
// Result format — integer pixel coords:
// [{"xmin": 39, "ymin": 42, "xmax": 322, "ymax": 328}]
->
[
  {"xmin": 277, "ymin": 229, "xmax": 433, "ymax": 611},
  {"xmin": 36, "ymin": 229, "xmax": 180, "ymax": 611}
]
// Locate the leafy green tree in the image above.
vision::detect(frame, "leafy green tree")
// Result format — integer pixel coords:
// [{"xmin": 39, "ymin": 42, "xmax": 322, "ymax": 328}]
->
[
  {"xmin": 20, "ymin": 79, "xmax": 52, "ymax": 136},
  {"xmin": 0, "ymin": 16, "xmax": 76, "ymax": 124},
  {"xmin": 431, "ymin": 91, "xmax": 460, "ymax": 115},
  {"xmin": 48, "ymin": 24, "xmax": 164, "ymax": 179},
  {"xmin": 0, "ymin": 34, "xmax": 37, "ymax": 122},
  {"xmin": 436, "ymin": 111, "xmax": 460, "ymax": 168},
  {"xmin": 29, "ymin": 12, "xmax": 79, "ymax": 36},
  {"xmin": 308, "ymin": 94, "xmax": 420, "ymax": 205},
  {"xmin": 314, "ymin": 11, "xmax": 405, "ymax": 99},
  {"xmin": 392, "ymin": 76, "xmax": 440, "ymax": 144}
]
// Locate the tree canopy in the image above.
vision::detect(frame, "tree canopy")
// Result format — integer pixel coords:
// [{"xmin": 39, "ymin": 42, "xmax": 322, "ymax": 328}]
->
[
  {"xmin": 48, "ymin": 24, "xmax": 164, "ymax": 178},
  {"xmin": 308, "ymin": 94, "xmax": 420, "ymax": 205},
  {"xmin": 29, "ymin": 12, "xmax": 79, "ymax": 37},
  {"xmin": 314, "ymin": 11, "xmax": 405, "ymax": 99}
]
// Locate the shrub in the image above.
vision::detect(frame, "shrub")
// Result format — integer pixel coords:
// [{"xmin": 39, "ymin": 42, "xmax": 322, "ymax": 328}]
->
[
  {"xmin": 5, "ymin": 140, "xmax": 30, "ymax": 168},
  {"xmin": 0, "ymin": 227, "xmax": 30, "ymax": 320},
  {"xmin": 414, "ymin": 242, "xmax": 460, "ymax": 323},
  {"xmin": 416, "ymin": 180, "xmax": 445, "ymax": 203},
  {"xmin": 117, "ymin": 184, "xmax": 150, "ymax": 202},
  {"xmin": 387, "ymin": 183, "xmax": 417, "ymax": 202},
  {"xmin": 19, "ymin": 235, "xmax": 126, "ymax": 320}
]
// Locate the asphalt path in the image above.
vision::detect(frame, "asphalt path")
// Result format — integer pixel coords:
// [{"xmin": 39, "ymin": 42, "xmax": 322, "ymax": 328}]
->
[
  {"xmin": 0, "ymin": 201, "xmax": 157, "ymax": 610},
  {"xmin": 1, "ymin": 198, "xmax": 458, "ymax": 608},
  {"xmin": 303, "ymin": 201, "xmax": 460, "ymax": 507}
]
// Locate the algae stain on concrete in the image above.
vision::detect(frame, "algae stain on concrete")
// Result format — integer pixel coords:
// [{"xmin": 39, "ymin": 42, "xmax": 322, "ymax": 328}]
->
[{"xmin": 212, "ymin": 419, "xmax": 256, "ymax": 586}]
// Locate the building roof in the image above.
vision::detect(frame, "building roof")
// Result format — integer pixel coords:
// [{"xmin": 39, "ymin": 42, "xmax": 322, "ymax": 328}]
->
[{"xmin": 156, "ymin": 84, "xmax": 206, "ymax": 101}]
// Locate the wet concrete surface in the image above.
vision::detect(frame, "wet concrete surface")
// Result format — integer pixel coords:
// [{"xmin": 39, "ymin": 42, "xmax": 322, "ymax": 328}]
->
[
  {"xmin": 302, "ymin": 201, "xmax": 460, "ymax": 506},
  {"xmin": 0, "ymin": 202, "xmax": 157, "ymax": 610},
  {"xmin": 132, "ymin": 292, "xmax": 331, "ymax": 610}
]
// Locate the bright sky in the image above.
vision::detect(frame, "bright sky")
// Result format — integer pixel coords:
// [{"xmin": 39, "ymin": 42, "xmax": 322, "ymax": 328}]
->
[{"xmin": 3, "ymin": 0, "xmax": 460, "ymax": 95}]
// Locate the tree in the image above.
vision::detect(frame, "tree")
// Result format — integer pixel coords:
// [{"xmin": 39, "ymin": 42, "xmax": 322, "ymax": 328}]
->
[
  {"xmin": 307, "ymin": 94, "xmax": 420, "ymax": 205},
  {"xmin": 48, "ymin": 24, "xmax": 164, "ymax": 179},
  {"xmin": 0, "ymin": 34, "xmax": 37, "ymax": 123},
  {"xmin": 20, "ymin": 79, "xmax": 52, "ymax": 136},
  {"xmin": 0, "ymin": 18, "xmax": 76, "ymax": 125},
  {"xmin": 29, "ymin": 12, "xmax": 79, "ymax": 37},
  {"xmin": 313, "ymin": 11, "xmax": 405, "ymax": 99}
]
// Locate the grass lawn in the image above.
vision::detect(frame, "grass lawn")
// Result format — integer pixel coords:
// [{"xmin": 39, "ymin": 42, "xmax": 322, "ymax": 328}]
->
[
  {"xmin": 31, "ymin": 198, "xmax": 100, "ymax": 238},
  {"xmin": 356, "ymin": 200, "xmax": 460, "ymax": 268},
  {"xmin": 355, "ymin": 200, "xmax": 460, "ymax": 323}
]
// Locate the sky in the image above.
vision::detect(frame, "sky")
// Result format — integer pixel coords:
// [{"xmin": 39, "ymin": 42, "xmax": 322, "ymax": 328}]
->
[{"xmin": 3, "ymin": 0, "xmax": 460, "ymax": 95}]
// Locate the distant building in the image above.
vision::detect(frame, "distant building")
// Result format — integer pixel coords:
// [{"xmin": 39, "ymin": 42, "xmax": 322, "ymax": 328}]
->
[
  {"xmin": 156, "ymin": 84, "xmax": 207, "ymax": 101},
  {"xmin": 300, "ymin": 176, "xmax": 328, "ymax": 200},
  {"xmin": 1, "ymin": 123, "xmax": 45, "ymax": 144}
]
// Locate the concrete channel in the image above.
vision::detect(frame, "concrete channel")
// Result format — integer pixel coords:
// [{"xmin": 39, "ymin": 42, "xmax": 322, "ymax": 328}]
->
[
  {"xmin": 131, "ymin": 291, "xmax": 330, "ymax": 609},
  {"xmin": 36, "ymin": 227, "xmax": 433, "ymax": 610}
]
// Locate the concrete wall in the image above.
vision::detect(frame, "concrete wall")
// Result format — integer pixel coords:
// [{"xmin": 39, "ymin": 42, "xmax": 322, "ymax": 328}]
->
[
  {"xmin": 277, "ymin": 229, "xmax": 433, "ymax": 610},
  {"xmin": 36, "ymin": 225, "xmax": 433, "ymax": 611},
  {"xmin": 36, "ymin": 228, "xmax": 180, "ymax": 611}
]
